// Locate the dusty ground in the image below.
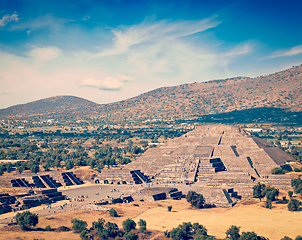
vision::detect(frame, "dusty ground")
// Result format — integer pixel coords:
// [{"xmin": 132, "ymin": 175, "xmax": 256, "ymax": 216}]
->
[{"xmin": 0, "ymin": 198, "xmax": 301, "ymax": 240}]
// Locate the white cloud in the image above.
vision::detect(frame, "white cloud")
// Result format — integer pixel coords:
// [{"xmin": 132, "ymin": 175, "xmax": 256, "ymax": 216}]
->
[
  {"xmin": 10, "ymin": 14, "xmax": 72, "ymax": 32},
  {"xmin": 263, "ymin": 44, "xmax": 302, "ymax": 59},
  {"xmin": 94, "ymin": 17, "xmax": 220, "ymax": 58},
  {"xmin": 0, "ymin": 13, "xmax": 19, "ymax": 27},
  {"xmin": 27, "ymin": 46, "xmax": 61, "ymax": 61},
  {"xmin": 80, "ymin": 75, "xmax": 135, "ymax": 91}
]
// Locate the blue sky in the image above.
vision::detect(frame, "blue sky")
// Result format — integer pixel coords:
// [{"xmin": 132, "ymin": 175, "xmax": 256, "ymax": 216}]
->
[{"xmin": 0, "ymin": 0, "xmax": 302, "ymax": 109}]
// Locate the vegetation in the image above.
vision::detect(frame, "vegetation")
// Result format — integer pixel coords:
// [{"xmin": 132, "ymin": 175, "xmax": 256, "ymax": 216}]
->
[
  {"xmin": 186, "ymin": 191, "xmax": 205, "ymax": 209},
  {"xmin": 271, "ymin": 167, "xmax": 288, "ymax": 174},
  {"xmin": 122, "ymin": 218, "xmax": 136, "ymax": 232},
  {"xmin": 138, "ymin": 219, "xmax": 146, "ymax": 232},
  {"xmin": 291, "ymin": 178, "xmax": 302, "ymax": 197},
  {"xmin": 287, "ymin": 199, "xmax": 301, "ymax": 211},
  {"xmin": 109, "ymin": 208, "xmax": 118, "ymax": 217},
  {"xmin": 168, "ymin": 206, "xmax": 172, "ymax": 211},
  {"xmin": 71, "ymin": 218, "xmax": 88, "ymax": 233},
  {"xmin": 16, "ymin": 211, "xmax": 39, "ymax": 231}
]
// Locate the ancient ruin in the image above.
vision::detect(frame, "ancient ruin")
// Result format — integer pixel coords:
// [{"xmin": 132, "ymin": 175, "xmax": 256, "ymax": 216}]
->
[{"xmin": 96, "ymin": 124, "xmax": 295, "ymax": 206}]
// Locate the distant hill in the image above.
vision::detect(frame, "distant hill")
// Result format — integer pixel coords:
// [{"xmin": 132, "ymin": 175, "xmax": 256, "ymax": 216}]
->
[
  {"xmin": 0, "ymin": 95, "xmax": 100, "ymax": 120},
  {"xmin": 0, "ymin": 64, "xmax": 301, "ymax": 121}
]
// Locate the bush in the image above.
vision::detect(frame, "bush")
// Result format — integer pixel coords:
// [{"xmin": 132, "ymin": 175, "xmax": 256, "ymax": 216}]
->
[
  {"xmin": 186, "ymin": 191, "xmax": 205, "ymax": 209},
  {"xmin": 92, "ymin": 218, "xmax": 105, "ymax": 232},
  {"xmin": 288, "ymin": 199, "xmax": 300, "ymax": 211},
  {"xmin": 104, "ymin": 221, "xmax": 119, "ymax": 238},
  {"xmin": 170, "ymin": 227, "xmax": 187, "ymax": 240},
  {"xmin": 16, "ymin": 211, "xmax": 39, "ymax": 231},
  {"xmin": 168, "ymin": 206, "xmax": 172, "ymax": 211},
  {"xmin": 122, "ymin": 218, "xmax": 136, "ymax": 232},
  {"xmin": 80, "ymin": 229, "xmax": 89, "ymax": 239},
  {"xmin": 138, "ymin": 219, "xmax": 146, "ymax": 232},
  {"xmin": 31, "ymin": 164, "xmax": 39, "ymax": 174},
  {"xmin": 71, "ymin": 218, "xmax": 87, "ymax": 233},
  {"xmin": 253, "ymin": 183, "xmax": 266, "ymax": 201},
  {"xmin": 239, "ymin": 231, "xmax": 258, "ymax": 240},
  {"xmin": 271, "ymin": 167, "xmax": 287, "ymax": 174},
  {"xmin": 288, "ymin": 191, "xmax": 293, "ymax": 198},
  {"xmin": 265, "ymin": 199, "xmax": 272, "ymax": 209},
  {"xmin": 124, "ymin": 232, "xmax": 138, "ymax": 240},
  {"xmin": 45, "ymin": 225, "xmax": 52, "ymax": 231},
  {"xmin": 109, "ymin": 208, "xmax": 118, "ymax": 217},
  {"xmin": 281, "ymin": 237, "xmax": 293, "ymax": 240},
  {"xmin": 226, "ymin": 225, "xmax": 240, "ymax": 240}
]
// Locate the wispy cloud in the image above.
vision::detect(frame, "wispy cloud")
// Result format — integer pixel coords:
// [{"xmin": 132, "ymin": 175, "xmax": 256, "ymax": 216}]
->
[
  {"xmin": 10, "ymin": 14, "xmax": 72, "ymax": 32},
  {"xmin": 262, "ymin": 44, "xmax": 302, "ymax": 59},
  {"xmin": 80, "ymin": 74, "xmax": 135, "ymax": 91},
  {"xmin": 94, "ymin": 16, "xmax": 221, "ymax": 58},
  {"xmin": 0, "ymin": 13, "xmax": 19, "ymax": 27}
]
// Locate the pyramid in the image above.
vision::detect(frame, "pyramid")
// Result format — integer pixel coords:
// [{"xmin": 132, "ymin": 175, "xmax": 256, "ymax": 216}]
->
[{"xmin": 96, "ymin": 124, "xmax": 294, "ymax": 206}]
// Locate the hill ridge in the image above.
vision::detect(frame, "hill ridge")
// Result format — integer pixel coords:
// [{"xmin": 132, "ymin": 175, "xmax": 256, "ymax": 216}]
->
[{"xmin": 0, "ymin": 64, "xmax": 301, "ymax": 120}]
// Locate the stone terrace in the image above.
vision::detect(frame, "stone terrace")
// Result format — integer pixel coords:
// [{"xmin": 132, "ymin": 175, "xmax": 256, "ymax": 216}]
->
[{"xmin": 95, "ymin": 124, "xmax": 294, "ymax": 205}]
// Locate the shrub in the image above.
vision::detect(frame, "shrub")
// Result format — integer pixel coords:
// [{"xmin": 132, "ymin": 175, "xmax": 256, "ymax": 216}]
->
[
  {"xmin": 124, "ymin": 231, "xmax": 138, "ymax": 240},
  {"xmin": 239, "ymin": 231, "xmax": 258, "ymax": 240},
  {"xmin": 253, "ymin": 183, "xmax": 266, "ymax": 201},
  {"xmin": 104, "ymin": 221, "xmax": 119, "ymax": 238},
  {"xmin": 45, "ymin": 225, "xmax": 52, "ymax": 231},
  {"xmin": 138, "ymin": 219, "xmax": 146, "ymax": 232},
  {"xmin": 122, "ymin": 218, "xmax": 136, "ymax": 232},
  {"xmin": 288, "ymin": 191, "xmax": 293, "ymax": 198},
  {"xmin": 281, "ymin": 237, "xmax": 293, "ymax": 240},
  {"xmin": 170, "ymin": 227, "xmax": 187, "ymax": 240},
  {"xmin": 109, "ymin": 208, "xmax": 118, "ymax": 217},
  {"xmin": 265, "ymin": 199, "xmax": 272, "ymax": 209},
  {"xmin": 92, "ymin": 218, "xmax": 105, "ymax": 232},
  {"xmin": 271, "ymin": 167, "xmax": 287, "ymax": 174},
  {"xmin": 168, "ymin": 206, "xmax": 172, "ymax": 211},
  {"xmin": 226, "ymin": 225, "xmax": 240, "ymax": 240},
  {"xmin": 16, "ymin": 211, "xmax": 39, "ymax": 231},
  {"xmin": 186, "ymin": 191, "xmax": 205, "ymax": 209},
  {"xmin": 288, "ymin": 199, "xmax": 300, "ymax": 211},
  {"xmin": 71, "ymin": 218, "xmax": 87, "ymax": 233}
]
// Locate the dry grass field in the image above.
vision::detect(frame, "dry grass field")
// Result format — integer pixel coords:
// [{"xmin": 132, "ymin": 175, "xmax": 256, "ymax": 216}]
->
[{"xmin": 0, "ymin": 198, "xmax": 301, "ymax": 240}]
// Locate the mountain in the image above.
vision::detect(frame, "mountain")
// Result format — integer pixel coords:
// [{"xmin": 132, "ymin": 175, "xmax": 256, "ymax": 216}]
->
[
  {"xmin": 0, "ymin": 95, "xmax": 100, "ymax": 120},
  {"xmin": 0, "ymin": 64, "xmax": 302, "ymax": 121}
]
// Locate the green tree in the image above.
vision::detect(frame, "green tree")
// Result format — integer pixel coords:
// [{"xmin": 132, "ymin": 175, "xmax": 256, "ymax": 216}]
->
[
  {"xmin": 104, "ymin": 221, "xmax": 119, "ymax": 238},
  {"xmin": 31, "ymin": 164, "xmax": 39, "ymax": 174},
  {"xmin": 281, "ymin": 237, "xmax": 293, "ymax": 240},
  {"xmin": 265, "ymin": 199, "xmax": 272, "ymax": 209},
  {"xmin": 295, "ymin": 235, "xmax": 302, "ymax": 240},
  {"xmin": 122, "ymin": 218, "xmax": 136, "ymax": 232},
  {"xmin": 253, "ymin": 183, "xmax": 266, "ymax": 201},
  {"xmin": 16, "ymin": 211, "xmax": 39, "ymax": 231},
  {"xmin": 239, "ymin": 231, "xmax": 258, "ymax": 240},
  {"xmin": 138, "ymin": 219, "xmax": 146, "ymax": 231},
  {"xmin": 288, "ymin": 191, "xmax": 293, "ymax": 198},
  {"xmin": 109, "ymin": 208, "xmax": 118, "ymax": 217},
  {"xmin": 226, "ymin": 225, "xmax": 240, "ymax": 240},
  {"xmin": 71, "ymin": 218, "xmax": 87, "ymax": 233},
  {"xmin": 288, "ymin": 199, "xmax": 300, "ymax": 211},
  {"xmin": 170, "ymin": 227, "xmax": 187, "ymax": 240},
  {"xmin": 168, "ymin": 206, "xmax": 172, "ymax": 211},
  {"xmin": 124, "ymin": 232, "xmax": 138, "ymax": 240},
  {"xmin": 92, "ymin": 218, "xmax": 105, "ymax": 232},
  {"xmin": 186, "ymin": 191, "xmax": 205, "ymax": 209}
]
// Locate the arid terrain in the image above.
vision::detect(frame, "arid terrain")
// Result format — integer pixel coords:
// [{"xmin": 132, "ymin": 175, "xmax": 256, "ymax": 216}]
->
[{"xmin": 0, "ymin": 196, "xmax": 301, "ymax": 240}]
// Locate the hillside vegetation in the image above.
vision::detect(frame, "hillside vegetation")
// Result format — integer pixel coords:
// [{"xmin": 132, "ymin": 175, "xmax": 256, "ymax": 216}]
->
[{"xmin": 0, "ymin": 65, "xmax": 301, "ymax": 121}]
